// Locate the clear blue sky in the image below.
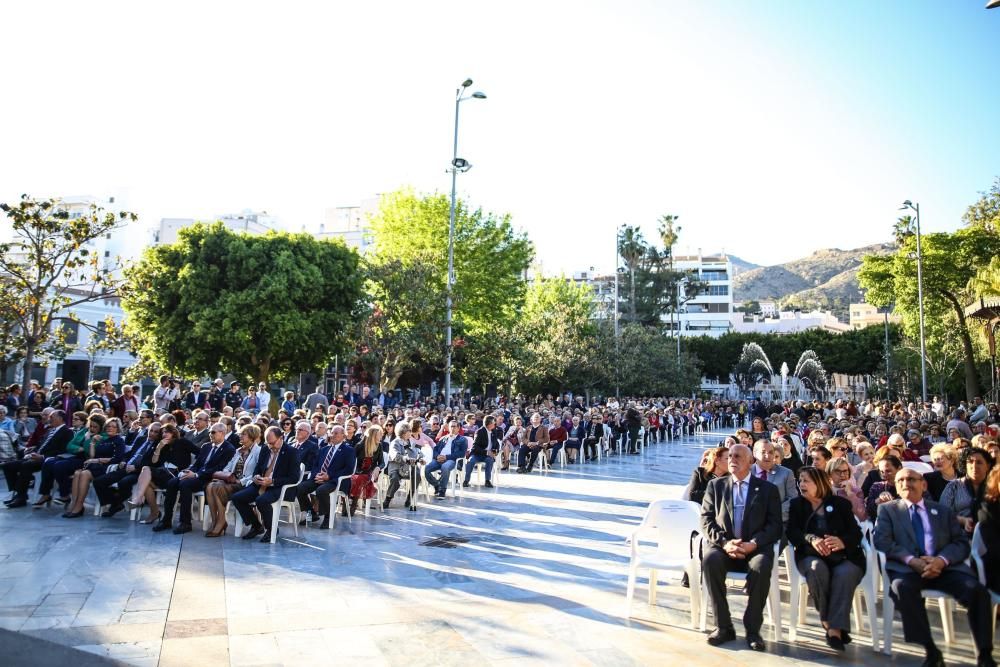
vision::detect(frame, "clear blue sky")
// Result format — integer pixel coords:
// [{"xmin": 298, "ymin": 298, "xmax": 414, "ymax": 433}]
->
[{"xmin": 1, "ymin": 1, "xmax": 997, "ymax": 272}]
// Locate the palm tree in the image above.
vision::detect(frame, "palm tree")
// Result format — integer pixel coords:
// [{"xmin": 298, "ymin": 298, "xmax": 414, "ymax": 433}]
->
[
  {"xmin": 618, "ymin": 225, "xmax": 646, "ymax": 323},
  {"xmin": 893, "ymin": 215, "xmax": 914, "ymax": 245},
  {"xmin": 657, "ymin": 214, "xmax": 681, "ymax": 335}
]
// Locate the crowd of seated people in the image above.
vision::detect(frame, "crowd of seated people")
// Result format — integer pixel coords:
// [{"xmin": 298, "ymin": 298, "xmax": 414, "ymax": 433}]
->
[{"xmin": 4, "ymin": 379, "xmax": 1000, "ymax": 661}]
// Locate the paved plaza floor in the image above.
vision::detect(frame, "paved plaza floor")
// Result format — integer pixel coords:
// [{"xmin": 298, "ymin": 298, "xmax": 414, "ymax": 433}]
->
[{"xmin": 0, "ymin": 433, "xmax": 987, "ymax": 666}]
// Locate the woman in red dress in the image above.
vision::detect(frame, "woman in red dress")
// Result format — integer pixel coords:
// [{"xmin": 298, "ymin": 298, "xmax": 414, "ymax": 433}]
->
[{"xmin": 348, "ymin": 424, "xmax": 382, "ymax": 515}]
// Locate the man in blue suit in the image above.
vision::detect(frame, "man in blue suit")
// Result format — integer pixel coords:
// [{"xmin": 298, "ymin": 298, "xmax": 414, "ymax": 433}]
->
[
  {"xmin": 874, "ymin": 468, "xmax": 996, "ymax": 667},
  {"xmin": 155, "ymin": 423, "xmax": 235, "ymax": 534},
  {"xmin": 231, "ymin": 425, "xmax": 300, "ymax": 542},
  {"xmin": 295, "ymin": 425, "xmax": 355, "ymax": 528},
  {"xmin": 425, "ymin": 419, "xmax": 468, "ymax": 499}
]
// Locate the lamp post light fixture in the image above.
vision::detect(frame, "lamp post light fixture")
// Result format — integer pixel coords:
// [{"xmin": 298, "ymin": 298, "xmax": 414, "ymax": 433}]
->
[
  {"xmin": 900, "ymin": 199, "xmax": 927, "ymax": 404},
  {"xmin": 988, "ymin": 0, "xmax": 1000, "ymax": 9},
  {"xmin": 444, "ymin": 79, "xmax": 486, "ymax": 407}
]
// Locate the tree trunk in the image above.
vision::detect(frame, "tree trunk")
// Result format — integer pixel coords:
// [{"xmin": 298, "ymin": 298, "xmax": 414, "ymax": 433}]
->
[
  {"xmin": 21, "ymin": 339, "xmax": 36, "ymax": 389},
  {"xmin": 255, "ymin": 356, "xmax": 272, "ymax": 385},
  {"xmin": 942, "ymin": 291, "xmax": 982, "ymax": 401},
  {"xmin": 629, "ymin": 269, "xmax": 637, "ymax": 322}
]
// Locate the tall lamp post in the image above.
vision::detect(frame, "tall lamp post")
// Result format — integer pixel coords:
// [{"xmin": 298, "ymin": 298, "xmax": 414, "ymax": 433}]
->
[
  {"xmin": 901, "ymin": 199, "xmax": 927, "ymax": 404},
  {"xmin": 444, "ymin": 78, "xmax": 486, "ymax": 407}
]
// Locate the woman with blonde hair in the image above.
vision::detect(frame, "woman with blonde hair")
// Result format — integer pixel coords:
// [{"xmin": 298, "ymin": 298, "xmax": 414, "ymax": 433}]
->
[
  {"xmin": 204, "ymin": 423, "xmax": 262, "ymax": 537},
  {"xmin": 62, "ymin": 417, "xmax": 127, "ymax": 518},
  {"xmin": 347, "ymin": 424, "xmax": 382, "ymax": 515},
  {"xmin": 852, "ymin": 442, "xmax": 876, "ymax": 487},
  {"xmin": 924, "ymin": 442, "xmax": 959, "ymax": 501}
]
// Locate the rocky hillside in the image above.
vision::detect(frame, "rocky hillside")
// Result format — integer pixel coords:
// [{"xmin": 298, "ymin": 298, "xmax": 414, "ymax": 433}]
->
[{"xmin": 732, "ymin": 244, "xmax": 895, "ymax": 320}]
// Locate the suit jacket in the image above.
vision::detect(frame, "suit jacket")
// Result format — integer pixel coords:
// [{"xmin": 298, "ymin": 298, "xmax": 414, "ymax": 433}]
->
[
  {"xmin": 433, "ymin": 435, "xmax": 469, "ymax": 461},
  {"xmin": 38, "ymin": 424, "xmax": 74, "ymax": 457},
  {"xmin": 289, "ymin": 436, "xmax": 319, "ymax": 471},
  {"xmin": 700, "ymin": 474, "xmax": 783, "ymax": 551},
  {"xmin": 182, "ymin": 391, "xmax": 207, "ymax": 410},
  {"xmin": 786, "ymin": 494, "xmax": 865, "ymax": 569},
  {"xmin": 253, "ymin": 444, "xmax": 301, "ymax": 489},
  {"xmin": 50, "ymin": 394, "xmax": 83, "ymax": 414},
  {"xmin": 524, "ymin": 425, "xmax": 550, "ymax": 446},
  {"xmin": 753, "ymin": 464, "xmax": 798, "ymax": 523},
  {"xmin": 185, "ymin": 428, "xmax": 211, "ymax": 448},
  {"xmin": 312, "ymin": 442, "xmax": 355, "ymax": 481},
  {"xmin": 471, "ymin": 426, "xmax": 500, "ymax": 456},
  {"xmin": 190, "ymin": 442, "xmax": 236, "ymax": 480},
  {"xmin": 873, "ymin": 498, "xmax": 972, "ymax": 575}
]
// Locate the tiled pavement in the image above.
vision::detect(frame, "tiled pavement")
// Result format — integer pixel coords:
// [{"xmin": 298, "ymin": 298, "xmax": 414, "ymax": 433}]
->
[{"xmin": 0, "ymin": 433, "xmax": 988, "ymax": 666}]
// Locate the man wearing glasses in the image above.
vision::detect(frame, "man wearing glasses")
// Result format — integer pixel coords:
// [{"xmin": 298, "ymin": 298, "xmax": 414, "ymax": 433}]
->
[{"xmin": 183, "ymin": 382, "xmax": 208, "ymax": 411}]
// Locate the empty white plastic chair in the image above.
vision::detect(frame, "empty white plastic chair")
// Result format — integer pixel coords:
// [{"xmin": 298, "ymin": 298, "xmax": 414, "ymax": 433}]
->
[
  {"xmin": 626, "ymin": 499, "xmax": 702, "ymax": 628},
  {"xmin": 268, "ymin": 464, "xmax": 305, "ymax": 543}
]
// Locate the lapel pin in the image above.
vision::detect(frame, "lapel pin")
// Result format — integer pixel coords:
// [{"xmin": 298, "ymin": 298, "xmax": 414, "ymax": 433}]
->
[
  {"xmin": 826, "ymin": 505, "xmax": 833, "ymax": 513},
  {"xmin": 930, "ymin": 508, "xmax": 938, "ymax": 516}
]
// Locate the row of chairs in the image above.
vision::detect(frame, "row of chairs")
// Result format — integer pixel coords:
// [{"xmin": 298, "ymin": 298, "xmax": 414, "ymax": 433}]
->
[{"xmin": 626, "ymin": 499, "xmax": 999, "ymax": 655}]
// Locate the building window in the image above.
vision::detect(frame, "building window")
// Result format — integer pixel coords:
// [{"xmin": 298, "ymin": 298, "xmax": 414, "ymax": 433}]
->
[
  {"xmin": 54, "ymin": 319, "xmax": 79, "ymax": 345},
  {"xmin": 701, "ymin": 270, "xmax": 729, "ymax": 281},
  {"xmin": 699, "ymin": 285, "xmax": 729, "ymax": 296},
  {"xmin": 93, "ymin": 365, "xmax": 112, "ymax": 381}
]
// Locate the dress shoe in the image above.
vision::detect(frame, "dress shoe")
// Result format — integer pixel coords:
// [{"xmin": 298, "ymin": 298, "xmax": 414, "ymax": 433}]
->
[
  {"xmin": 515, "ymin": 468, "xmax": 526, "ymax": 474},
  {"xmin": 32, "ymin": 495, "xmax": 52, "ymax": 508},
  {"xmin": 63, "ymin": 510, "xmax": 85, "ymax": 518},
  {"xmin": 462, "ymin": 481, "xmax": 470, "ymax": 488},
  {"xmin": 6, "ymin": 498, "xmax": 27, "ymax": 508},
  {"xmin": 172, "ymin": 523, "xmax": 192, "ymax": 535},
  {"xmin": 101, "ymin": 503, "xmax": 124, "ymax": 518},
  {"xmin": 138, "ymin": 514, "xmax": 160, "ymax": 525},
  {"xmin": 921, "ymin": 647, "xmax": 945, "ymax": 667},
  {"xmin": 484, "ymin": 481, "xmax": 494, "ymax": 488},
  {"xmin": 977, "ymin": 657, "xmax": 998, "ymax": 667},
  {"xmin": 706, "ymin": 627, "xmax": 736, "ymax": 646},
  {"xmin": 242, "ymin": 524, "xmax": 266, "ymax": 540},
  {"xmin": 746, "ymin": 633, "xmax": 766, "ymax": 652},
  {"xmin": 319, "ymin": 518, "xmax": 330, "ymax": 529},
  {"xmin": 151, "ymin": 520, "xmax": 172, "ymax": 532},
  {"xmin": 259, "ymin": 532, "xmax": 272, "ymax": 543},
  {"xmin": 825, "ymin": 632, "xmax": 845, "ymax": 651},
  {"xmin": 841, "ymin": 631, "xmax": 852, "ymax": 645}
]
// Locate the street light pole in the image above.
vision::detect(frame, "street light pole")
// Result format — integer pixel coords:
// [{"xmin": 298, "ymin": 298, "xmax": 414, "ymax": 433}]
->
[
  {"xmin": 884, "ymin": 310, "xmax": 891, "ymax": 401},
  {"xmin": 444, "ymin": 79, "xmax": 486, "ymax": 408},
  {"xmin": 902, "ymin": 200, "xmax": 927, "ymax": 404}
]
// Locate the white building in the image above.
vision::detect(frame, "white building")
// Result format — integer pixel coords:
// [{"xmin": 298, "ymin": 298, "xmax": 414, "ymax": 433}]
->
[
  {"xmin": 313, "ymin": 196, "xmax": 380, "ymax": 253},
  {"xmin": 154, "ymin": 209, "xmax": 277, "ymax": 245},
  {"xmin": 759, "ymin": 300, "xmax": 778, "ymax": 317},
  {"xmin": 673, "ymin": 253, "xmax": 734, "ymax": 337},
  {"xmin": 734, "ymin": 309, "xmax": 850, "ymax": 334}
]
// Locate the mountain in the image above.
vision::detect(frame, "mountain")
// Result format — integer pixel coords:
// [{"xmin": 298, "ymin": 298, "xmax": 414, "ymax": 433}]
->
[
  {"xmin": 731, "ymin": 243, "xmax": 895, "ymax": 320},
  {"xmin": 727, "ymin": 254, "xmax": 760, "ymax": 276}
]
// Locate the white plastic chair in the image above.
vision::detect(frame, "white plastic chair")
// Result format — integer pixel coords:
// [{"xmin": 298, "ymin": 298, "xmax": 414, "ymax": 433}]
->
[
  {"xmin": 902, "ymin": 461, "xmax": 933, "ymax": 475},
  {"xmin": 625, "ymin": 499, "xmax": 702, "ymax": 628},
  {"xmin": 329, "ymin": 459, "xmax": 357, "ymax": 531},
  {"xmin": 268, "ymin": 464, "xmax": 305, "ymax": 543},
  {"xmin": 877, "ymin": 550, "xmax": 957, "ymax": 654},
  {"xmin": 970, "ymin": 523, "xmax": 999, "ymax": 635},
  {"xmin": 699, "ymin": 540, "xmax": 783, "ymax": 641}
]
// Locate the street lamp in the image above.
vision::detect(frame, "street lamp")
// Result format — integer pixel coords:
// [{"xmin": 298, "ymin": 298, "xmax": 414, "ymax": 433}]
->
[
  {"xmin": 444, "ymin": 78, "xmax": 486, "ymax": 407},
  {"xmin": 900, "ymin": 199, "xmax": 927, "ymax": 404},
  {"xmin": 988, "ymin": 0, "xmax": 1000, "ymax": 9}
]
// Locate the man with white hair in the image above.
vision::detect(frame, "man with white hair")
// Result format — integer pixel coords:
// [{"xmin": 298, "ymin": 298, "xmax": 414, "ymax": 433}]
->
[
  {"xmin": 288, "ymin": 420, "xmax": 319, "ymax": 471},
  {"xmin": 700, "ymin": 443, "xmax": 782, "ymax": 652}
]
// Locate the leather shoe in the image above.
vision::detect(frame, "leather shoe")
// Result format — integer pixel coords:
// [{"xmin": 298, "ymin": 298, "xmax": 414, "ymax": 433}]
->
[
  {"xmin": 259, "ymin": 532, "xmax": 272, "ymax": 543},
  {"xmin": 242, "ymin": 524, "xmax": 265, "ymax": 540},
  {"xmin": 6, "ymin": 499, "xmax": 27, "ymax": 508},
  {"xmin": 746, "ymin": 633, "xmax": 766, "ymax": 652},
  {"xmin": 706, "ymin": 627, "xmax": 736, "ymax": 646},
  {"xmin": 101, "ymin": 503, "xmax": 124, "ymax": 518},
  {"xmin": 922, "ymin": 648, "xmax": 945, "ymax": 667},
  {"xmin": 977, "ymin": 658, "xmax": 998, "ymax": 667},
  {"xmin": 485, "ymin": 481, "xmax": 494, "ymax": 488},
  {"xmin": 841, "ymin": 631, "xmax": 852, "ymax": 645},
  {"xmin": 172, "ymin": 523, "xmax": 192, "ymax": 535},
  {"xmin": 462, "ymin": 482, "xmax": 470, "ymax": 488},
  {"xmin": 151, "ymin": 521, "xmax": 172, "ymax": 532},
  {"xmin": 825, "ymin": 633, "xmax": 845, "ymax": 651},
  {"xmin": 319, "ymin": 518, "xmax": 330, "ymax": 529}
]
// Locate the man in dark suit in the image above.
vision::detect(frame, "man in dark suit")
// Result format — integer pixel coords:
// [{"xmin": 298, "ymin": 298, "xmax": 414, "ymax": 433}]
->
[
  {"xmin": 295, "ymin": 425, "xmax": 355, "ymax": 528},
  {"xmin": 700, "ymin": 443, "xmax": 783, "ymax": 652},
  {"xmin": 94, "ymin": 423, "xmax": 162, "ymax": 516},
  {"xmin": 425, "ymin": 419, "xmax": 467, "ymax": 498},
  {"xmin": 287, "ymin": 420, "xmax": 319, "ymax": 471},
  {"xmin": 4, "ymin": 410, "xmax": 73, "ymax": 508},
  {"xmin": 154, "ymin": 424, "xmax": 235, "ymax": 534},
  {"xmin": 462, "ymin": 416, "xmax": 499, "ymax": 488},
  {"xmin": 874, "ymin": 468, "xmax": 996, "ymax": 667},
  {"xmin": 182, "ymin": 382, "xmax": 208, "ymax": 411},
  {"xmin": 183, "ymin": 411, "xmax": 211, "ymax": 447},
  {"xmin": 231, "ymin": 425, "xmax": 300, "ymax": 542}
]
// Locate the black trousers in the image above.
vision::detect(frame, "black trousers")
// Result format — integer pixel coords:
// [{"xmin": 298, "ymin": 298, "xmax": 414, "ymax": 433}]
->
[
  {"xmin": 231, "ymin": 484, "xmax": 282, "ymax": 532},
  {"xmin": 702, "ymin": 544, "xmax": 774, "ymax": 634},
  {"xmin": 386, "ymin": 467, "xmax": 420, "ymax": 504},
  {"xmin": 888, "ymin": 568, "xmax": 995, "ymax": 659},
  {"xmin": 93, "ymin": 468, "xmax": 138, "ymax": 507},
  {"xmin": 296, "ymin": 478, "xmax": 349, "ymax": 517},
  {"xmin": 161, "ymin": 475, "xmax": 207, "ymax": 525},
  {"xmin": 517, "ymin": 444, "xmax": 541, "ymax": 471},
  {"xmin": 4, "ymin": 457, "xmax": 43, "ymax": 498}
]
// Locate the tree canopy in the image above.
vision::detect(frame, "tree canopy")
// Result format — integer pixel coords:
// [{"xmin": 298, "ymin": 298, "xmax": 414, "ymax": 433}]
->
[{"xmin": 122, "ymin": 223, "xmax": 363, "ymax": 382}]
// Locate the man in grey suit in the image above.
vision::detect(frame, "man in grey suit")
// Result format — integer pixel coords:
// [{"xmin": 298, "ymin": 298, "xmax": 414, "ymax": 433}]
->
[
  {"xmin": 700, "ymin": 443, "xmax": 783, "ymax": 652},
  {"xmin": 874, "ymin": 468, "xmax": 996, "ymax": 667},
  {"xmin": 752, "ymin": 439, "xmax": 797, "ymax": 523}
]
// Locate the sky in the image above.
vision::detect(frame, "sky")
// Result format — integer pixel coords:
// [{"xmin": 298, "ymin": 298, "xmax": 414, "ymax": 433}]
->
[{"xmin": 1, "ymin": 0, "xmax": 998, "ymax": 274}]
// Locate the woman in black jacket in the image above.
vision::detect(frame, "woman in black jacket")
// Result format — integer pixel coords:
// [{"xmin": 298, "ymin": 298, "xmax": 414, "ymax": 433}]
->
[
  {"xmin": 127, "ymin": 424, "xmax": 198, "ymax": 525},
  {"xmin": 787, "ymin": 466, "xmax": 865, "ymax": 651},
  {"xmin": 976, "ymin": 466, "xmax": 1000, "ymax": 594},
  {"xmin": 683, "ymin": 444, "xmax": 730, "ymax": 505}
]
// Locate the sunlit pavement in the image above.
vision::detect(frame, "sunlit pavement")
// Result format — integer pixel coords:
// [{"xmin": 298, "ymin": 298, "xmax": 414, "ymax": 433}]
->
[{"xmin": 0, "ymin": 434, "xmax": 982, "ymax": 666}]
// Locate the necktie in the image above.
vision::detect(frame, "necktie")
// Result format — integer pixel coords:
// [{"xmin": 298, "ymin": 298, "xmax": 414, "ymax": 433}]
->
[
  {"xmin": 38, "ymin": 426, "xmax": 58, "ymax": 454},
  {"xmin": 319, "ymin": 447, "xmax": 335, "ymax": 476},
  {"xmin": 263, "ymin": 450, "xmax": 279, "ymax": 482},
  {"xmin": 910, "ymin": 505, "xmax": 926, "ymax": 557},
  {"xmin": 129, "ymin": 440, "xmax": 150, "ymax": 466},
  {"xmin": 760, "ymin": 469, "xmax": 768, "ymax": 481},
  {"xmin": 734, "ymin": 480, "xmax": 746, "ymax": 540}
]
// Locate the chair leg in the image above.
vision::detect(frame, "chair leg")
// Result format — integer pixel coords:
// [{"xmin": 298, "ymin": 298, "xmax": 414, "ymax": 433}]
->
[
  {"xmin": 626, "ymin": 566, "xmax": 636, "ymax": 615},
  {"xmin": 788, "ymin": 577, "xmax": 799, "ymax": 642},
  {"xmin": 938, "ymin": 598, "xmax": 954, "ymax": 644},
  {"xmin": 882, "ymin": 578, "xmax": 894, "ymax": 655},
  {"xmin": 648, "ymin": 569, "xmax": 657, "ymax": 606},
  {"xmin": 686, "ymin": 564, "xmax": 701, "ymax": 630}
]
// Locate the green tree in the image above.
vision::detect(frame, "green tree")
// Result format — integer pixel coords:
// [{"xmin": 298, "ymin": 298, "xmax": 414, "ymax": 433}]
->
[
  {"xmin": 859, "ymin": 226, "xmax": 1000, "ymax": 401},
  {"xmin": 615, "ymin": 324, "xmax": 702, "ymax": 396},
  {"xmin": 520, "ymin": 277, "xmax": 599, "ymax": 388},
  {"xmin": 366, "ymin": 188, "xmax": 533, "ymax": 382},
  {"xmin": 0, "ymin": 195, "xmax": 138, "ymax": 387},
  {"xmin": 617, "ymin": 225, "xmax": 646, "ymax": 323},
  {"xmin": 122, "ymin": 223, "xmax": 363, "ymax": 382},
  {"xmin": 962, "ymin": 177, "xmax": 1000, "ymax": 232},
  {"xmin": 353, "ymin": 255, "xmax": 443, "ymax": 393}
]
